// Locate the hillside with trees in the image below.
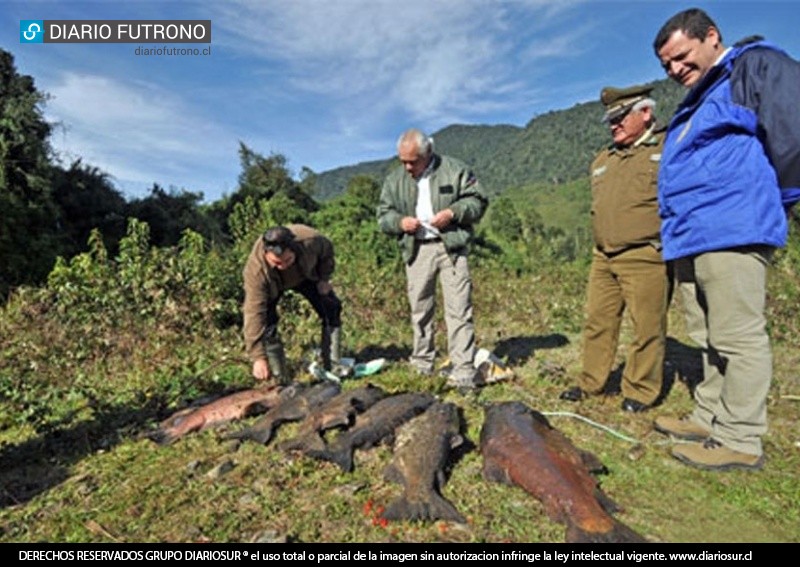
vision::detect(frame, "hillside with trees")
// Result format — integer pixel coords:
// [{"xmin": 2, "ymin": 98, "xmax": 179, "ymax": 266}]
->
[{"xmin": 312, "ymin": 79, "xmax": 686, "ymax": 199}]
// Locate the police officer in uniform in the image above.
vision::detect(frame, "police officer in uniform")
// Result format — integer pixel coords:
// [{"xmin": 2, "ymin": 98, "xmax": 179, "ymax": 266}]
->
[{"xmin": 560, "ymin": 84, "xmax": 670, "ymax": 412}]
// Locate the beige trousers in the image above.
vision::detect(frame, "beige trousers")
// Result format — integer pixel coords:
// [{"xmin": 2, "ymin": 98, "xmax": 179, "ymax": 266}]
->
[
  {"xmin": 674, "ymin": 246, "xmax": 773, "ymax": 456},
  {"xmin": 405, "ymin": 241, "xmax": 476, "ymax": 381}
]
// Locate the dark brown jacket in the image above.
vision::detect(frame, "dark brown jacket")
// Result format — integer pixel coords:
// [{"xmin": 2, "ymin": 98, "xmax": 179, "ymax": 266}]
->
[{"xmin": 242, "ymin": 224, "xmax": 335, "ymax": 361}]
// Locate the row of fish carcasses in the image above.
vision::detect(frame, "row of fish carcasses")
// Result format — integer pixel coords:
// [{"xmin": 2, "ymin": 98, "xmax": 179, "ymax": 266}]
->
[{"xmin": 149, "ymin": 380, "xmax": 648, "ymax": 543}]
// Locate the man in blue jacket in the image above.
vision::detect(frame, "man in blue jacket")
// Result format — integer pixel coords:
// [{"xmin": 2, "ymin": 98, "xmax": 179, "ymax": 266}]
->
[{"xmin": 652, "ymin": 8, "xmax": 800, "ymax": 470}]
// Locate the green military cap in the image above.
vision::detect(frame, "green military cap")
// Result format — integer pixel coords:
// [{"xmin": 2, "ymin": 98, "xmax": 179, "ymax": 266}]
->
[{"xmin": 600, "ymin": 84, "xmax": 653, "ymax": 123}]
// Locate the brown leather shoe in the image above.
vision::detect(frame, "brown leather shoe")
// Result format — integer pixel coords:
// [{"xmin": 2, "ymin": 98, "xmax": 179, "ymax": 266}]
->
[
  {"xmin": 672, "ymin": 438, "xmax": 764, "ymax": 471},
  {"xmin": 653, "ymin": 415, "xmax": 710, "ymax": 441}
]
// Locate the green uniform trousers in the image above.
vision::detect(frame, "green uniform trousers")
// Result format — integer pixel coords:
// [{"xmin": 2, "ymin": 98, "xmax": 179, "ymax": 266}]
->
[
  {"xmin": 579, "ymin": 245, "xmax": 669, "ymax": 404},
  {"xmin": 674, "ymin": 246, "xmax": 773, "ymax": 456}
]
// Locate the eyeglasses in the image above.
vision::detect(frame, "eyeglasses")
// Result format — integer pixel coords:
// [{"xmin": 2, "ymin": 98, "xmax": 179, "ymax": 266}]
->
[{"xmin": 608, "ymin": 110, "xmax": 632, "ymax": 126}]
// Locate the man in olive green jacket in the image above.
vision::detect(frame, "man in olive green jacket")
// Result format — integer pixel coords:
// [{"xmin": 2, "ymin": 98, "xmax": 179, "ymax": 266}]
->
[
  {"xmin": 377, "ymin": 128, "xmax": 489, "ymax": 389},
  {"xmin": 242, "ymin": 224, "xmax": 341, "ymax": 384}
]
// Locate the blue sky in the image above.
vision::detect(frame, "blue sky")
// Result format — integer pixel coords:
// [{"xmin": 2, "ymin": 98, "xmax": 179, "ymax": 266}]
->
[{"xmin": 3, "ymin": 0, "xmax": 799, "ymax": 203}]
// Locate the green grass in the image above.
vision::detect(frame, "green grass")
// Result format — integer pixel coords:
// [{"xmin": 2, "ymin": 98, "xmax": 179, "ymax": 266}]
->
[{"xmin": 1, "ymin": 255, "xmax": 799, "ymax": 543}]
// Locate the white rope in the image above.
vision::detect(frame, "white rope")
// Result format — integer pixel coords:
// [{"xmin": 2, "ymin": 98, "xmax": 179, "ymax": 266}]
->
[{"xmin": 541, "ymin": 410, "xmax": 641, "ymax": 444}]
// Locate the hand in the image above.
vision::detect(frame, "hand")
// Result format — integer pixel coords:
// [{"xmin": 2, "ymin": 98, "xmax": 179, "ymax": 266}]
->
[
  {"xmin": 252, "ymin": 359, "xmax": 271, "ymax": 381},
  {"xmin": 430, "ymin": 209, "xmax": 454, "ymax": 229},
  {"xmin": 400, "ymin": 216, "xmax": 422, "ymax": 234},
  {"xmin": 317, "ymin": 280, "xmax": 333, "ymax": 295}
]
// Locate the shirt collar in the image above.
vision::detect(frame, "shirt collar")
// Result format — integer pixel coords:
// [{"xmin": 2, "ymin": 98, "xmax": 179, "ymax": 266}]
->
[
  {"xmin": 713, "ymin": 46, "xmax": 732, "ymax": 67},
  {"xmin": 632, "ymin": 124, "xmax": 656, "ymax": 148}
]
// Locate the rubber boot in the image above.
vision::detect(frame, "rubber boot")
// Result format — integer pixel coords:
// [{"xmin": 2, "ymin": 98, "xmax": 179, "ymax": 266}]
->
[
  {"xmin": 320, "ymin": 325, "xmax": 343, "ymax": 371},
  {"xmin": 320, "ymin": 326, "xmax": 332, "ymax": 371},
  {"xmin": 265, "ymin": 342, "xmax": 289, "ymax": 385},
  {"xmin": 330, "ymin": 327, "xmax": 342, "ymax": 363}
]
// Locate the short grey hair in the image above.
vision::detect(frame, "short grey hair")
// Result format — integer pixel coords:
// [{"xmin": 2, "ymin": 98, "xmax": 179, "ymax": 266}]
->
[{"xmin": 397, "ymin": 128, "xmax": 433, "ymax": 156}]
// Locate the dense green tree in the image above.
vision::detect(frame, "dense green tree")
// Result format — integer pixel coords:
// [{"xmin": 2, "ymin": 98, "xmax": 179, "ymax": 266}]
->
[
  {"xmin": 51, "ymin": 159, "xmax": 127, "ymax": 258},
  {"xmin": 125, "ymin": 184, "xmax": 220, "ymax": 248},
  {"xmin": 207, "ymin": 143, "xmax": 319, "ymax": 240},
  {"xmin": 298, "ymin": 166, "xmax": 318, "ymax": 199},
  {"xmin": 343, "ymin": 174, "xmax": 381, "ymax": 207},
  {"xmin": 485, "ymin": 195, "xmax": 524, "ymax": 242},
  {"xmin": 0, "ymin": 48, "xmax": 58, "ymax": 298},
  {"xmin": 312, "ymin": 174, "xmax": 384, "ymax": 245},
  {"xmin": 232, "ymin": 143, "xmax": 317, "ymax": 211}
]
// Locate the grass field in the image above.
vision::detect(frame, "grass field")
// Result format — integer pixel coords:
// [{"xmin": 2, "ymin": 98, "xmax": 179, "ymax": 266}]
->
[{"xmin": 1, "ymin": 246, "xmax": 798, "ymax": 543}]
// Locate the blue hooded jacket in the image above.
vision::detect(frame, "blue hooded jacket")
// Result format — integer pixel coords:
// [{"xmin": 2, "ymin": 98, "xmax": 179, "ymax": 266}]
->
[{"xmin": 658, "ymin": 39, "xmax": 800, "ymax": 261}]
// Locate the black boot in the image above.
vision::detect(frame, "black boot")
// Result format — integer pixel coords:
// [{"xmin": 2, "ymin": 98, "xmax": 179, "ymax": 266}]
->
[{"xmin": 559, "ymin": 386, "xmax": 587, "ymax": 402}]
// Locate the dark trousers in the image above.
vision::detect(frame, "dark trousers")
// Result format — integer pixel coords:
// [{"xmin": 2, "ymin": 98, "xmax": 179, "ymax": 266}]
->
[{"xmin": 264, "ymin": 280, "xmax": 342, "ymax": 368}]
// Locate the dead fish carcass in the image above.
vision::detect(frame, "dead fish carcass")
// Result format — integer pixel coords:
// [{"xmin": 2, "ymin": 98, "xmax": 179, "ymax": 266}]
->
[
  {"xmin": 305, "ymin": 391, "xmax": 436, "ymax": 473},
  {"xmin": 278, "ymin": 383, "xmax": 387, "ymax": 454},
  {"xmin": 223, "ymin": 381, "xmax": 341, "ymax": 445},
  {"xmin": 480, "ymin": 401, "xmax": 648, "ymax": 543},
  {"xmin": 382, "ymin": 401, "xmax": 466, "ymax": 523},
  {"xmin": 149, "ymin": 384, "xmax": 286, "ymax": 446}
]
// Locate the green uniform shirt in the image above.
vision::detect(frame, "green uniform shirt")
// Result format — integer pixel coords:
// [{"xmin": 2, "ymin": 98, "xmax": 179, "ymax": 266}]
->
[{"xmin": 590, "ymin": 128, "xmax": 664, "ymax": 255}]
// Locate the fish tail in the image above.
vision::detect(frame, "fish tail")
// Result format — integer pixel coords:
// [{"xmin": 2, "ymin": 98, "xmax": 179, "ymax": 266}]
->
[
  {"xmin": 276, "ymin": 437, "xmax": 302, "ymax": 452},
  {"xmin": 278, "ymin": 433, "xmax": 326, "ymax": 454},
  {"xmin": 220, "ymin": 429, "xmax": 245, "ymax": 442},
  {"xmin": 566, "ymin": 518, "xmax": 648, "ymax": 544},
  {"xmin": 382, "ymin": 493, "xmax": 466, "ymax": 524},
  {"xmin": 335, "ymin": 450, "xmax": 354, "ymax": 472},
  {"xmin": 222, "ymin": 425, "xmax": 274, "ymax": 445},
  {"xmin": 305, "ymin": 445, "xmax": 354, "ymax": 472}
]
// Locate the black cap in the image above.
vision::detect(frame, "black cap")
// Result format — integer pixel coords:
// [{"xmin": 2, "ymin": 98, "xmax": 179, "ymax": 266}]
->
[
  {"xmin": 600, "ymin": 84, "xmax": 654, "ymax": 123},
  {"xmin": 262, "ymin": 226, "xmax": 295, "ymax": 255}
]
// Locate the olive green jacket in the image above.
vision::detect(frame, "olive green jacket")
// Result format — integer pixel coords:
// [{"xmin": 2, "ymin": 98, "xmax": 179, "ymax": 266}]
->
[
  {"xmin": 242, "ymin": 224, "xmax": 335, "ymax": 362},
  {"xmin": 590, "ymin": 128, "xmax": 664, "ymax": 255},
  {"xmin": 376, "ymin": 154, "xmax": 489, "ymax": 263}
]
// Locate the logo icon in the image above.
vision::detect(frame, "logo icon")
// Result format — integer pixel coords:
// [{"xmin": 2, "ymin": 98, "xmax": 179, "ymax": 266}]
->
[{"xmin": 20, "ymin": 20, "xmax": 44, "ymax": 43}]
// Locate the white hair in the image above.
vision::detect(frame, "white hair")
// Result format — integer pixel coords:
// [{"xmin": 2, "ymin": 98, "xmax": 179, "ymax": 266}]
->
[{"xmin": 397, "ymin": 128, "xmax": 433, "ymax": 156}]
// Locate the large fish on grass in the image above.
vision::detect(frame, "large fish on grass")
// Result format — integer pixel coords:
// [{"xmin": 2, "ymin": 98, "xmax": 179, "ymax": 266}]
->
[
  {"xmin": 223, "ymin": 381, "xmax": 341, "ymax": 445},
  {"xmin": 149, "ymin": 384, "xmax": 287, "ymax": 446},
  {"xmin": 305, "ymin": 391, "xmax": 436, "ymax": 473},
  {"xmin": 381, "ymin": 401, "xmax": 466, "ymax": 523},
  {"xmin": 480, "ymin": 401, "xmax": 648, "ymax": 543},
  {"xmin": 278, "ymin": 383, "xmax": 387, "ymax": 454}
]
